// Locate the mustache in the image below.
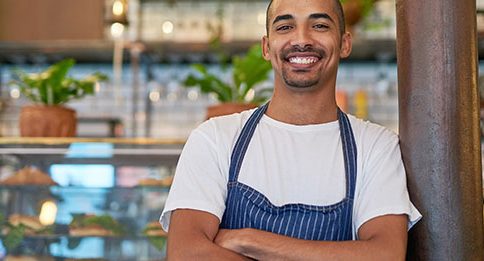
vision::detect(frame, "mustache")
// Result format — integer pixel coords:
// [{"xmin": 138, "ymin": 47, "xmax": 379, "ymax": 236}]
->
[{"xmin": 280, "ymin": 45, "xmax": 325, "ymax": 60}]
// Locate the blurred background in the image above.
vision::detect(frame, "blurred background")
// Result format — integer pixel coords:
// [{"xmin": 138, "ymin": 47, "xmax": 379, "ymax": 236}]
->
[
  {"xmin": 0, "ymin": 0, "xmax": 458, "ymax": 139},
  {"xmin": 0, "ymin": 0, "xmax": 483, "ymax": 260}
]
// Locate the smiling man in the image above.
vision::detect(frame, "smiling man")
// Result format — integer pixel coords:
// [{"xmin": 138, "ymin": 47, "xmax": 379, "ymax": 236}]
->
[{"xmin": 161, "ymin": 0, "xmax": 421, "ymax": 260}]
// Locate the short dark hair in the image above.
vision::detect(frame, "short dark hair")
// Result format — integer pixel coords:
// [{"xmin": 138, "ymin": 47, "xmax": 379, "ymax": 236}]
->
[{"xmin": 265, "ymin": 0, "xmax": 346, "ymax": 36}]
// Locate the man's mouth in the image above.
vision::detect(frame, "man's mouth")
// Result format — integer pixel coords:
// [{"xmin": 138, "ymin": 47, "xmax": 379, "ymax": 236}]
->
[
  {"xmin": 280, "ymin": 46, "xmax": 325, "ymax": 68},
  {"xmin": 287, "ymin": 56, "xmax": 320, "ymax": 65}
]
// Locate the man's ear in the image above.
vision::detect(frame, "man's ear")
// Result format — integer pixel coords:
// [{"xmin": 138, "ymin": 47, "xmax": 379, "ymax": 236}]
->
[
  {"xmin": 262, "ymin": 36, "xmax": 271, "ymax": 61},
  {"xmin": 340, "ymin": 32, "xmax": 352, "ymax": 58}
]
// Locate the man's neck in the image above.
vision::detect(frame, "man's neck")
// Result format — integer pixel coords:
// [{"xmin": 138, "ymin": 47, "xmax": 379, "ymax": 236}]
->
[{"xmin": 266, "ymin": 86, "xmax": 338, "ymax": 125}]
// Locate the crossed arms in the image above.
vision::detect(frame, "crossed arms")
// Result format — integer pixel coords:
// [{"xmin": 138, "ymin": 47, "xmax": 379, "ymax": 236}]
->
[{"xmin": 166, "ymin": 209, "xmax": 408, "ymax": 261}]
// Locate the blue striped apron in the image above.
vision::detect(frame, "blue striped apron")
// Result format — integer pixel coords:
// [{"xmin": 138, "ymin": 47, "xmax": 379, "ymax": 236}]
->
[{"xmin": 220, "ymin": 103, "xmax": 357, "ymax": 241}]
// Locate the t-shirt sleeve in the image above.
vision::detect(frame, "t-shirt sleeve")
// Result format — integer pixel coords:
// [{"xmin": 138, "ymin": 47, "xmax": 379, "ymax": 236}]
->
[
  {"xmin": 353, "ymin": 128, "xmax": 422, "ymax": 238},
  {"xmin": 160, "ymin": 125, "xmax": 228, "ymax": 232}
]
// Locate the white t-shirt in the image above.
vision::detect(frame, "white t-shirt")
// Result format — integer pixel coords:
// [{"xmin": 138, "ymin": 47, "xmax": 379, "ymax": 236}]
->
[{"xmin": 161, "ymin": 109, "xmax": 422, "ymax": 238}]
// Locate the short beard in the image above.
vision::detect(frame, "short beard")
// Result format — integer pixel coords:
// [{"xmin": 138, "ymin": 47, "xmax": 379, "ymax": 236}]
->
[{"xmin": 282, "ymin": 69, "xmax": 320, "ymax": 88}]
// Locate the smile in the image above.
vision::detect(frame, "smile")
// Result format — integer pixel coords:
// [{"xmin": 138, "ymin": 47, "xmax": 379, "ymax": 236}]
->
[{"xmin": 288, "ymin": 56, "xmax": 320, "ymax": 64}]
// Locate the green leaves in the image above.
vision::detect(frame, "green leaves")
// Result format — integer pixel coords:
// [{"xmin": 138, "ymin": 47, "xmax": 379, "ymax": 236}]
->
[
  {"xmin": 147, "ymin": 236, "xmax": 166, "ymax": 250},
  {"xmin": 183, "ymin": 44, "xmax": 273, "ymax": 104},
  {"xmin": 184, "ymin": 64, "xmax": 233, "ymax": 102},
  {"xmin": 340, "ymin": 0, "xmax": 375, "ymax": 18},
  {"xmin": 70, "ymin": 214, "xmax": 125, "ymax": 236},
  {"xmin": 3, "ymin": 224, "xmax": 26, "ymax": 252},
  {"xmin": 233, "ymin": 45, "xmax": 273, "ymax": 103},
  {"xmin": 142, "ymin": 225, "xmax": 167, "ymax": 250},
  {"xmin": 9, "ymin": 59, "xmax": 108, "ymax": 105},
  {"xmin": 0, "ymin": 213, "xmax": 25, "ymax": 252}
]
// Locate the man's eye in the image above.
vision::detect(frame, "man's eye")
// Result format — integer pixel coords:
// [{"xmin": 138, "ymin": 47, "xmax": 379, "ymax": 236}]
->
[
  {"xmin": 314, "ymin": 24, "xmax": 329, "ymax": 30},
  {"xmin": 276, "ymin": 25, "xmax": 292, "ymax": 31}
]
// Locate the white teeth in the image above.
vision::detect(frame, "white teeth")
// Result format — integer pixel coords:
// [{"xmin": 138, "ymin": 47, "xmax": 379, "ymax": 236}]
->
[{"xmin": 288, "ymin": 57, "xmax": 319, "ymax": 64}]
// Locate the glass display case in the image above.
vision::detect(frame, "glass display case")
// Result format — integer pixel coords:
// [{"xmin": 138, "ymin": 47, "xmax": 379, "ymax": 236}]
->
[{"xmin": 0, "ymin": 138, "xmax": 184, "ymax": 260}]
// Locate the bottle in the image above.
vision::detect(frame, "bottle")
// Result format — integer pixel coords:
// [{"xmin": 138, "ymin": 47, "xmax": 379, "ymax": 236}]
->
[{"xmin": 353, "ymin": 88, "xmax": 368, "ymax": 119}]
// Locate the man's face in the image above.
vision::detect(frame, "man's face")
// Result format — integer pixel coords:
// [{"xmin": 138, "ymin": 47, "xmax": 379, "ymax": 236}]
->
[{"xmin": 262, "ymin": 0, "xmax": 351, "ymax": 91}]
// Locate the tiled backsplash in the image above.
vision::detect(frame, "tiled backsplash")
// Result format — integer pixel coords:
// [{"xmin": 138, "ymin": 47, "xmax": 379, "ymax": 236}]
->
[{"xmin": 0, "ymin": 62, "xmax": 403, "ymax": 139}]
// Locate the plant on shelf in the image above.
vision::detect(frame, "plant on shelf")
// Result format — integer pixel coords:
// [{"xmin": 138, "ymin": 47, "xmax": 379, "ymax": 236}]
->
[
  {"xmin": 183, "ymin": 44, "xmax": 273, "ymax": 119},
  {"xmin": 9, "ymin": 59, "xmax": 108, "ymax": 137}
]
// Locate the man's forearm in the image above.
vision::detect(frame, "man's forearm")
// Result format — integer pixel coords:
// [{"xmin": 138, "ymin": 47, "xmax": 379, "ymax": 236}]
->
[
  {"xmin": 167, "ymin": 209, "xmax": 253, "ymax": 260},
  {"xmin": 214, "ymin": 215, "xmax": 407, "ymax": 261},
  {"xmin": 232, "ymin": 228, "xmax": 403, "ymax": 261},
  {"xmin": 167, "ymin": 235, "xmax": 251, "ymax": 261}
]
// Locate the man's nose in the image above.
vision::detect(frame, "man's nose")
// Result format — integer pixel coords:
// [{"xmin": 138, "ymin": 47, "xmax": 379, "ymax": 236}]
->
[{"xmin": 291, "ymin": 28, "xmax": 314, "ymax": 49}]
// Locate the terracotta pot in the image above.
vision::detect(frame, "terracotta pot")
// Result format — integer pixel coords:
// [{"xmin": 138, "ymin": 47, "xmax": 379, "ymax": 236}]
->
[
  {"xmin": 19, "ymin": 105, "xmax": 77, "ymax": 137},
  {"xmin": 342, "ymin": 0, "xmax": 379, "ymax": 31},
  {"xmin": 343, "ymin": 1, "xmax": 364, "ymax": 27},
  {"xmin": 206, "ymin": 102, "xmax": 258, "ymax": 119}
]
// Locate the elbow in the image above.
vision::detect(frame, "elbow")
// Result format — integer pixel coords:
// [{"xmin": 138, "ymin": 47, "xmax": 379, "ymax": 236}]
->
[
  {"xmin": 167, "ymin": 246, "xmax": 217, "ymax": 261},
  {"xmin": 166, "ymin": 236, "xmax": 215, "ymax": 261},
  {"xmin": 167, "ymin": 240, "xmax": 198, "ymax": 260},
  {"xmin": 374, "ymin": 241, "xmax": 406, "ymax": 261},
  {"xmin": 167, "ymin": 244, "xmax": 199, "ymax": 260},
  {"xmin": 166, "ymin": 250, "xmax": 197, "ymax": 261},
  {"xmin": 366, "ymin": 235, "xmax": 406, "ymax": 261}
]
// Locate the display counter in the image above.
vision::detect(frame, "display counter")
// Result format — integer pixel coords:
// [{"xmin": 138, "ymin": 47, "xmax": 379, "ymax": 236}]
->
[{"xmin": 0, "ymin": 138, "xmax": 185, "ymax": 260}]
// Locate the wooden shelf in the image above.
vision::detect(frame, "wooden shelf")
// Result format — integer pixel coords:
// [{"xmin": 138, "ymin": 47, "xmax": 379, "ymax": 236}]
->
[
  {"xmin": 3, "ymin": 37, "xmax": 484, "ymax": 64},
  {"xmin": 0, "ymin": 38, "xmax": 398, "ymax": 64}
]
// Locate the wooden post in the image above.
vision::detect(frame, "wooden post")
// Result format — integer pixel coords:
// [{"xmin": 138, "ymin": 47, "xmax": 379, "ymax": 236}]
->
[{"xmin": 396, "ymin": 0, "xmax": 484, "ymax": 260}]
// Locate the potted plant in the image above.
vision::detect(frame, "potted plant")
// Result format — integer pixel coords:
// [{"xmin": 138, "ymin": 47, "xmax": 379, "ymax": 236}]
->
[
  {"xmin": 9, "ymin": 59, "xmax": 108, "ymax": 137},
  {"xmin": 183, "ymin": 44, "xmax": 273, "ymax": 119},
  {"xmin": 341, "ymin": 0, "xmax": 378, "ymax": 29}
]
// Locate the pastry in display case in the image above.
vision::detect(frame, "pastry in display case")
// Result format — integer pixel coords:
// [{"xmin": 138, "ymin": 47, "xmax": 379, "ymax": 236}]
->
[
  {"xmin": 4, "ymin": 214, "xmax": 53, "ymax": 235},
  {"xmin": 142, "ymin": 221, "xmax": 167, "ymax": 237},
  {"xmin": 137, "ymin": 176, "xmax": 174, "ymax": 187},
  {"xmin": 0, "ymin": 167, "xmax": 58, "ymax": 186},
  {"xmin": 0, "ymin": 138, "xmax": 183, "ymax": 260},
  {"xmin": 142, "ymin": 221, "xmax": 167, "ymax": 252},
  {"xmin": 68, "ymin": 214, "xmax": 125, "ymax": 237}
]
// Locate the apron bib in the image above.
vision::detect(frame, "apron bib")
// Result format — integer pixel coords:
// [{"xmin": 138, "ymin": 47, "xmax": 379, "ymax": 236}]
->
[{"xmin": 220, "ymin": 103, "xmax": 358, "ymax": 241}]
